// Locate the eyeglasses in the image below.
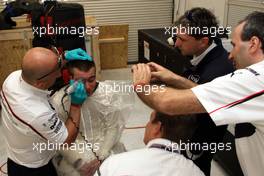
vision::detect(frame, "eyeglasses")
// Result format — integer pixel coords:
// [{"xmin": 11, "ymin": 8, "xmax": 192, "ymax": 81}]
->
[{"xmin": 37, "ymin": 46, "xmax": 63, "ymax": 80}]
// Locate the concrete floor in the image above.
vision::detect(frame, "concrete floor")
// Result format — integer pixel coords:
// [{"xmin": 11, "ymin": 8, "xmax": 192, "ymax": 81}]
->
[{"xmin": 0, "ymin": 67, "xmax": 228, "ymax": 175}]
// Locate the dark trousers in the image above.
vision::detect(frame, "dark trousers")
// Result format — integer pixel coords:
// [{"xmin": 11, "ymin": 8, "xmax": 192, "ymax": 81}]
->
[{"xmin": 7, "ymin": 158, "xmax": 58, "ymax": 176}]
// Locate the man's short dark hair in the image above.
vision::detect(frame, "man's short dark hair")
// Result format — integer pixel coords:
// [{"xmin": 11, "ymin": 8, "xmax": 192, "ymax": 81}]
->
[
  {"xmin": 152, "ymin": 112, "xmax": 198, "ymax": 144},
  {"xmin": 240, "ymin": 11, "xmax": 264, "ymax": 53},
  {"xmin": 174, "ymin": 7, "xmax": 220, "ymax": 44},
  {"xmin": 66, "ymin": 60, "xmax": 95, "ymax": 75}
]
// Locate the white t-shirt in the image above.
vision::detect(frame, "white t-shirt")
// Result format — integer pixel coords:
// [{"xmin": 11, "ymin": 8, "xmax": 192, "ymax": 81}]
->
[
  {"xmin": 192, "ymin": 60, "xmax": 264, "ymax": 176},
  {"xmin": 98, "ymin": 138, "xmax": 205, "ymax": 176},
  {"xmin": 0, "ymin": 70, "xmax": 68, "ymax": 168}
]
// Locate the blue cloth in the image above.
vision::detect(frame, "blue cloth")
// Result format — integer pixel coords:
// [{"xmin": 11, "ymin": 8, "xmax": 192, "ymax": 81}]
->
[
  {"xmin": 69, "ymin": 80, "xmax": 88, "ymax": 105},
  {"xmin": 65, "ymin": 48, "xmax": 92, "ymax": 61}
]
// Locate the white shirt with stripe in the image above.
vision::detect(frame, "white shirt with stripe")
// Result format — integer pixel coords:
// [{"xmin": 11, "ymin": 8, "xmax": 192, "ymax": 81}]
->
[
  {"xmin": 192, "ymin": 60, "xmax": 264, "ymax": 176},
  {"xmin": 98, "ymin": 138, "xmax": 205, "ymax": 176},
  {"xmin": 0, "ymin": 70, "xmax": 68, "ymax": 168}
]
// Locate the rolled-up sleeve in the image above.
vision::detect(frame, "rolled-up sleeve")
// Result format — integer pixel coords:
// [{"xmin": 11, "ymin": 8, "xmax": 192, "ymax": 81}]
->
[
  {"xmin": 191, "ymin": 70, "xmax": 264, "ymax": 126},
  {"xmin": 30, "ymin": 112, "xmax": 68, "ymax": 144}
]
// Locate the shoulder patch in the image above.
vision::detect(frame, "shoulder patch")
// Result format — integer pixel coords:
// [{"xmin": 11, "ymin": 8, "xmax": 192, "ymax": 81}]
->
[{"xmin": 245, "ymin": 68, "xmax": 260, "ymax": 76}]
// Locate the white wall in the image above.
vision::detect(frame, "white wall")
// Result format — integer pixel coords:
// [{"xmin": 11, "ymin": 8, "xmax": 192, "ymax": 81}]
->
[
  {"xmin": 227, "ymin": 0, "xmax": 264, "ymax": 28},
  {"xmin": 174, "ymin": 0, "xmax": 228, "ymax": 26}
]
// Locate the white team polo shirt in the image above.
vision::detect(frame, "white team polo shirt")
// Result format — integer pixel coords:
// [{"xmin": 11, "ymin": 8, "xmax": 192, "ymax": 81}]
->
[
  {"xmin": 192, "ymin": 60, "xmax": 264, "ymax": 176},
  {"xmin": 0, "ymin": 70, "xmax": 68, "ymax": 168},
  {"xmin": 98, "ymin": 138, "xmax": 204, "ymax": 176}
]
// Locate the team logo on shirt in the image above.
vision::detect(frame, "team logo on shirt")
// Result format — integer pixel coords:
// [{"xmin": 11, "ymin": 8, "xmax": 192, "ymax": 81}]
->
[
  {"xmin": 42, "ymin": 114, "xmax": 62, "ymax": 133},
  {"xmin": 188, "ymin": 74, "xmax": 200, "ymax": 83},
  {"xmin": 245, "ymin": 68, "xmax": 260, "ymax": 76},
  {"xmin": 230, "ymin": 71, "xmax": 244, "ymax": 77}
]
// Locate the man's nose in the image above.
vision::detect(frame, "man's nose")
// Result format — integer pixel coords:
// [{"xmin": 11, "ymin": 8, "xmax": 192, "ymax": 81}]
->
[
  {"xmin": 175, "ymin": 38, "xmax": 181, "ymax": 47},
  {"xmin": 85, "ymin": 83, "xmax": 93, "ymax": 94},
  {"xmin": 228, "ymin": 52, "xmax": 234, "ymax": 61}
]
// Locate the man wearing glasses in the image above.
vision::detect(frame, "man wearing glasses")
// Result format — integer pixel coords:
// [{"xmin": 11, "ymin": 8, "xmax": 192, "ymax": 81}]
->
[{"xmin": 0, "ymin": 47, "xmax": 89, "ymax": 176}]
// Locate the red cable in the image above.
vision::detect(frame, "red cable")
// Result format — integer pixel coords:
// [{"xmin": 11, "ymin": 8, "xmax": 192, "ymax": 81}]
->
[
  {"xmin": 124, "ymin": 126, "xmax": 146, "ymax": 130},
  {"xmin": 0, "ymin": 162, "xmax": 7, "ymax": 175}
]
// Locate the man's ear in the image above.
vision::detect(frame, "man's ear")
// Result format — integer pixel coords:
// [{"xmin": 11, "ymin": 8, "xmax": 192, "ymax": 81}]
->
[
  {"xmin": 34, "ymin": 80, "xmax": 45, "ymax": 89},
  {"xmin": 249, "ymin": 36, "xmax": 261, "ymax": 54},
  {"xmin": 62, "ymin": 69, "xmax": 72, "ymax": 84},
  {"xmin": 200, "ymin": 37, "xmax": 210, "ymax": 47},
  {"xmin": 153, "ymin": 121, "xmax": 163, "ymax": 137}
]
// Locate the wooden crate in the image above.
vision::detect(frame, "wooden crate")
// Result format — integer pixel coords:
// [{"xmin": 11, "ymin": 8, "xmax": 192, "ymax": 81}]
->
[
  {"xmin": 0, "ymin": 28, "xmax": 33, "ymax": 87},
  {"xmin": 99, "ymin": 24, "xmax": 128, "ymax": 69},
  {"xmin": 86, "ymin": 16, "xmax": 101, "ymax": 80}
]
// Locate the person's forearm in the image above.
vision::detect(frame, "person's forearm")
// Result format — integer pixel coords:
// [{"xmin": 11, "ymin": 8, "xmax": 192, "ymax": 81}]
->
[
  {"xmin": 137, "ymin": 86, "xmax": 206, "ymax": 115},
  {"xmin": 170, "ymin": 74, "xmax": 197, "ymax": 89},
  {"xmin": 64, "ymin": 105, "xmax": 81, "ymax": 144}
]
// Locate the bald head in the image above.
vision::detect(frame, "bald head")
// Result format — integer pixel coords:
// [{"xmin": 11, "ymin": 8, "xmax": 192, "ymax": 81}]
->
[{"xmin": 22, "ymin": 47, "xmax": 58, "ymax": 83}]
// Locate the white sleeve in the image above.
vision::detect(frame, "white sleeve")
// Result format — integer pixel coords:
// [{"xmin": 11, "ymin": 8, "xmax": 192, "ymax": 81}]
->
[
  {"xmin": 191, "ymin": 69, "xmax": 264, "ymax": 126},
  {"xmin": 30, "ymin": 111, "xmax": 68, "ymax": 144},
  {"xmin": 98, "ymin": 156, "xmax": 113, "ymax": 176}
]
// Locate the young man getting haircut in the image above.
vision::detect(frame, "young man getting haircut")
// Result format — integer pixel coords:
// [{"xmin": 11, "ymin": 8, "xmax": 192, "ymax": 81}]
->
[{"xmin": 52, "ymin": 59, "xmax": 132, "ymax": 176}]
